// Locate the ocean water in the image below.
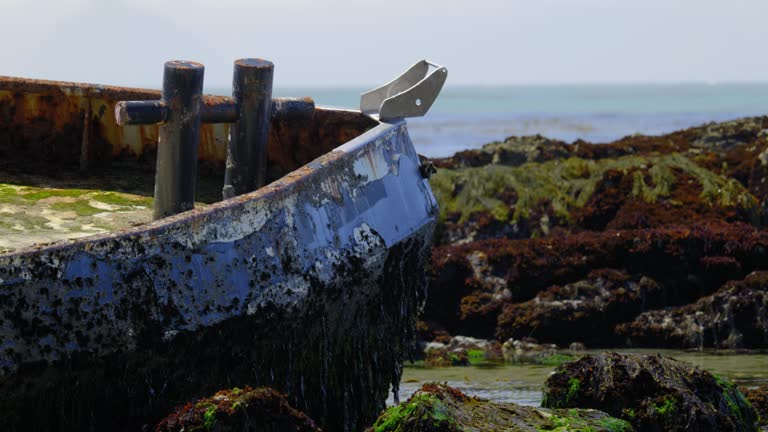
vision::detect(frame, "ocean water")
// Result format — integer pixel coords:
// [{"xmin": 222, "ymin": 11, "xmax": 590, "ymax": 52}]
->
[
  {"xmin": 267, "ymin": 84, "xmax": 768, "ymax": 158},
  {"xmin": 388, "ymin": 349, "xmax": 768, "ymax": 407}
]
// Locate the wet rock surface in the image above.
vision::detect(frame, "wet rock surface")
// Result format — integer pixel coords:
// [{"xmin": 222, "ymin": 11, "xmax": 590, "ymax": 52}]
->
[
  {"xmin": 616, "ymin": 271, "xmax": 768, "ymax": 349},
  {"xmin": 422, "ymin": 335, "xmax": 503, "ymax": 367},
  {"xmin": 741, "ymin": 385, "xmax": 768, "ymax": 429},
  {"xmin": 543, "ymin": 353, "xmax": 759, "ymax": 432},
  {"xmin": 369, "ymin": 383, "xmax": 634, "ymax": 432},
  {"xmin": 426, "ymin": 222, "xmax": 768, "ymax": 343},
  {"xmin": 155, "ymin": 386, "xmax": 321, "ymax": 432},
  {"xmin": 501, "ymin": 338, "xmax": 576, "ymax": 366},
  {"xmin": 421, "ymin": 117, "xmax": 768, "ymax": 350},
  {"xmin": 498, "ymin": 269, "xmax": 664, "ymax": 346}
]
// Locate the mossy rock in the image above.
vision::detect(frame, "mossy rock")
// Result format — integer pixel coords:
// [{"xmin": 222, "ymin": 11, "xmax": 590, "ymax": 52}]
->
[
  {"xmin": 740, "ymin": 385, "xmax": 768, "ymax": 428},
  {"xmin": 542, "ymin": 353, "xmax": 759, "ymax": 431},
  {"xmin": 369, "ymin": 383, "xmax": 633, "ymax": 432},
  {"xmin": 154, "ymin": 386, "xmax": 321, "ymax": 432},
  {"xmin": 430, "ymin": 153, "xmax": 759, "ymax": 228}
]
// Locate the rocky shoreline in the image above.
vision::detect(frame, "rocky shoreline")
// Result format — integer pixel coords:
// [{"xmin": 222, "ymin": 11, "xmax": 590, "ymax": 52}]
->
[
  {"xmin": 420, "ymin": 117, "xmax": 768, "ymax": 351},
  {"xmin": 154, "ymin": 354, "xmax": 765, "ymax": 431},
  {"xmin": 380, "ymin": 116, "xmax": 768, "ymax": 431},
  {"xmin": 151, "ymin": 117, "xmax": 768, "ymax": 431}
]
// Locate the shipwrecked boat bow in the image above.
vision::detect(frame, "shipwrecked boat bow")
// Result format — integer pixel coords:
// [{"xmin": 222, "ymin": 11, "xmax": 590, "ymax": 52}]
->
[{"xmin": 0, "ymin": 60, "xmax": 446, "ymax": 431}]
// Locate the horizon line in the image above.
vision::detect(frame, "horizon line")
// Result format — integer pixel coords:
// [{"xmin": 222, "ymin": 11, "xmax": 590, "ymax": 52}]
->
[{"xmin": 260, "ymin": 81, "xmax": 768, "ymax": 90}]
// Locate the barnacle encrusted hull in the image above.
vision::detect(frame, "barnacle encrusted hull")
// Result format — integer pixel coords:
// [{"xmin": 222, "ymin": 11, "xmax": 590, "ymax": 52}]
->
[{"xmin": 0, "ymin": 121, "xmax": 438, "ymax": 432}]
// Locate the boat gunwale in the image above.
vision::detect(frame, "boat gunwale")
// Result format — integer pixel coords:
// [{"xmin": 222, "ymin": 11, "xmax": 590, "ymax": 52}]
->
[
  {"xmin": 0, "ymin": 113, "xmax": 403, "ymax": 260},
  {"xmin": 0, "ymin": 75, "xmax": 232, "ymax": 104}
]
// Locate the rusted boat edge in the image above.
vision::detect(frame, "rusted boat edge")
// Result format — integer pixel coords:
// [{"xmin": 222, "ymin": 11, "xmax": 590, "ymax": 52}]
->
[
  {"xmin": 0, "ymin": 113, "xmax": 413, "ymax": 259},
  {"xmin": 0, "ymin": 74, "xmax": 229, "ymax": 103}
]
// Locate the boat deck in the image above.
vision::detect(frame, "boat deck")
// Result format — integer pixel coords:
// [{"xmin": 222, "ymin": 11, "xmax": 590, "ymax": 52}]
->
[
  {"xmin": 0, "ymin": 184, "xmax": 153, "ymax": 252},
  {"xmin": 0, "ymin": 163, "xmax": 222, "ymax": 252}
]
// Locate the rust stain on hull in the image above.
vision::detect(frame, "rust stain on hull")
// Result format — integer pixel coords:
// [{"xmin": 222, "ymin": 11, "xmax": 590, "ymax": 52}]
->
[{"xmin": 0, "ymin": 76, "xmax": 376, "ymax": 175}]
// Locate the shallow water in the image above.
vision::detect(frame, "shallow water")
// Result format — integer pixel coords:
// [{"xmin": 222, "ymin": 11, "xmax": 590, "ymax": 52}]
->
[{"xmin": 388, "ymin": 349, "xmax": 768, "ymax": 406}]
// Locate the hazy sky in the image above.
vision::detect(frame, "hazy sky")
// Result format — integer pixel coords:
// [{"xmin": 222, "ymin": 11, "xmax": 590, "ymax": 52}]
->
[{"xmin": 2, "ymin": 0, "xmax": 767, "ymax": 89}]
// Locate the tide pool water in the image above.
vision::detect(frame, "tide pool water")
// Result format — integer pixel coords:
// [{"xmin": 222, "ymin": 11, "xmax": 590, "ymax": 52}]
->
[
  {"xmin": 265, "ymin": 84, "xmax": 768, "ymax": 157},
  {"xmin": 387, "ymin": 349, "xmax": 768, "ymax": 407}
]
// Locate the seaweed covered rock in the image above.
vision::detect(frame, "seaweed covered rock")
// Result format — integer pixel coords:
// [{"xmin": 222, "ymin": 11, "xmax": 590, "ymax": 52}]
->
[
  {"xmin": 616, "ymin": 271, "xmax": 768, "ymax": 349},
  {"xmin": 497, "ymin": 269, "xmax": 664, "ymax": 345},
  {"xmin": 426, "ymin": 222, "xmax": 768, "ymax": 343},
  {"xmin": 427, "ymin": 115, "xmax": 768, "ymax": 245},
  {"xmin": 422, "ymin": 116, "xmax": 768, "ymax": 349},
  {"xmin": 155, "ymin": 387, "xmax": 321, "ymax": 432},
  {"xmin": 423, "ymin": 335, "xmax": 503, "ymax": 367},
  {"xmin": 431, "ymin": 117, "xmax": 768, "ymax": 200},
  {"xmin": 430, "ymin": 152, "xmax": 761, "ymax": 244},
  {"xmin": 369, "ymin": 383, "xmax": 634, "ymax": 432},
  {"xmin": 543, "ymin": 353, "xmax": 759, "ymax": 431},
  {"xmin": 500, "ymin": 338, "xmax": 576, "ymax": 366},
  {"xmin": 433, "ymin": 134, "xmax": 571, "ymax": 170},
  {"xmin": 741, "ymin": 385, "xmax": 768, "ymax": 429}
]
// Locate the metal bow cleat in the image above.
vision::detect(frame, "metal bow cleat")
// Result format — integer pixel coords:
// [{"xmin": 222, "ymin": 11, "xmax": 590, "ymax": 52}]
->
[{"xmin": 360, "ymin": 60, "xmax": 448, "ymax": 121}]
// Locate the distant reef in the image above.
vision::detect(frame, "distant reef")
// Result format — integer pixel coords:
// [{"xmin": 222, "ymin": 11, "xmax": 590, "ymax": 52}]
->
[{"xmin": 420, "ymin": 117, "xmax": 768, "ymax": 351}]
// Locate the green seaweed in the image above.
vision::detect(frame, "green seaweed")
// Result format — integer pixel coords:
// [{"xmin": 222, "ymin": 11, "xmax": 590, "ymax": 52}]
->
[
  {"xmin": 0, "ymin": 185, "xmax": 26, "ymax": 205},
  {"xmin": 540, "ymin": 354, "xmax": 576, "ymax": 367},
  {"xmin": 201, "ymin": 404, "xmax": 217, "ymax": 431},
  {"xmin": 567, "ymin": 378, "xmax": 581, "ymax": 402},
  {"xmin": 188, "ymin": 402, "xmax": 218, "ymax": 432},
  {"xmin": 91, "ymin": 191, "xmax": 151, "ymax": 207},
  {"xmin": 597, "ymin": 416, "xmax": 634, "ymax": 432},
  {"xmin": 0, "ymin": 185, "xmax": 92, "ymax": 203},
  {"xmin": 467, "ymin": 349, "xmax": 486, "ymax": 365},
  {"xmin": 653, "ymin": 395, "xmax": 676, "ymax": 416},
  {"xmin": 430, "ymin": 153, "xmax": 759, "ymax": 225},
  {"xmin": 49, "ymin": 201, "xmax": 103, "ymax": 216},
  {"xmin": 0, "ymin": 214, "xmax": 51, "ymax": 230},
  {"xmin": 714, "ymin": 375, "xmax": 756, "ymax": 425},
  {"xmin": 538, "ymin": 409, "xmax": 632, "ymax": 432},
  {"xmin": 542, "ymin": 377, "xmax": 581, "ymax": 409},
  {"xmin": 0, "ymin": 183, "xmax": 151, "ymax": 209},
  {"xmin": 373, "ymin": 394, "xmax": 457, "ymax": 432}
]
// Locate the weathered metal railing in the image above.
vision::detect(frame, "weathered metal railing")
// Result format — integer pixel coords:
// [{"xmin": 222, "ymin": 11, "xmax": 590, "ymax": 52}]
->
[{"xmin": 115, "ymin": 58, "xmax": 313, "ymax": 220}]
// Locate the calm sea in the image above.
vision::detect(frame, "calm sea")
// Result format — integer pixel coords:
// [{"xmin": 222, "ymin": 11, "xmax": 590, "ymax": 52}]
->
[{"xmin": 218, "ymin": 84, "xmax": 768, "ymax": 158}]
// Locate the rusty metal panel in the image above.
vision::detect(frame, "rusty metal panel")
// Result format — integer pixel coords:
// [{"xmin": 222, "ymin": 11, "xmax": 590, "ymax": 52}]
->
[
  {"xmin": 0, "ymin": 77, "xmax": 171, "ymax": 166},
  {"xmin": 0, "ymin": 76, "xmax": 377, "ymax": 177}
]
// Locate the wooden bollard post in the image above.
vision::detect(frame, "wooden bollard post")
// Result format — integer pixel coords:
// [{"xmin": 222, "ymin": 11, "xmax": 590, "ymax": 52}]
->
[
  {"xmin": 223, "ymin": 58, "xmax": 274, "ymax": 199},
  {"xmin": 154, "ymin": 61, "xmax": 205, "ymax": 219},
  {"xmin": 115, "ymin": 60, "xmax": 205, "ymax": 220},
  {"xmin": 115, "ymin": 58, "xmax": 314, "ymax": 217}
]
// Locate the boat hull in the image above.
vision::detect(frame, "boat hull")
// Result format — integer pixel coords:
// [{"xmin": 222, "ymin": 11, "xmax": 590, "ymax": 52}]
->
[{"xmin": 0, "ymin": 117, "xmax": 438, "ymax": 431}]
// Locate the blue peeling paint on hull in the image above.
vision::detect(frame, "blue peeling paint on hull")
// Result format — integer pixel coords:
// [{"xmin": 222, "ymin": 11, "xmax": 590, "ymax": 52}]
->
[{"xmin": 0, "ymin": 118, "xmax": 438, "ymax": 432}]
